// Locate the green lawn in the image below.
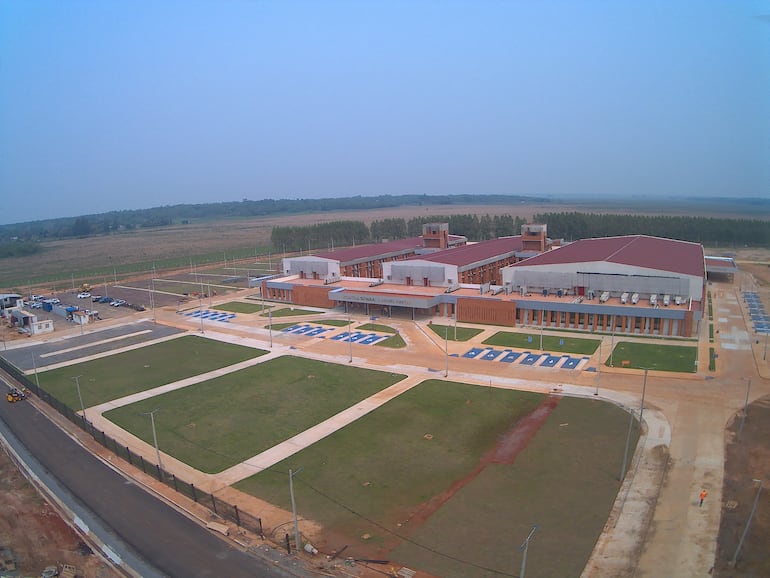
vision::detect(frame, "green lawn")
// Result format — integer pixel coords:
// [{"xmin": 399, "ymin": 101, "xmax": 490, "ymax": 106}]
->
[
  {"xmin": 376, "ymin": 333, "xmax": 406, "ymax": 348},
  {"xmin": 428, "ymin": 323, "xmax": 484, "ymax": 342},
  {"xmin": 483, "ymin": 331, "xmax": 600, "ymax": 354},
  {"xmin": 262, "ymin": 307, "xmax": 318, "ymax": 317},
  {"xmin": 213, "ymin": 301, "xmax": 269, "ymax": 314},
  {"xmin": 268, "ymin": 322, "xmax": 297, "ymax": 331},
  {"xmin": 104, "ymin": 357, "xmax": 406, "ymax": 473},
  {"xmin": 610, "ymin": 341, "xmax": 697, "ymax": 372},
  {"xmin": 235, "ymin": 381, "xmax": 543, "ymax": 535},
  {"xmin": 38, "ymin": 336, "xmax": 265, "ymax": 408},
  {"xmin": 356, "ymin": 323, "xmax": 396, "ymax": 333},
  {"xmin": 307, "ymin": 319, "xmax": 350, "ymax": 327},
  {"xmin": 235, "ymin": 383, "xmax": 637, "ymax": 578}
]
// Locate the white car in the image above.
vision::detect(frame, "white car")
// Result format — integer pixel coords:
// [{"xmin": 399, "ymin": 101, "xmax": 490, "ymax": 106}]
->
[
  {"xmin": 110, "ymin": 299, "xmax": 126, "ymax": 307},
  {"xmin": 77, "ymin": 292, "xmax": 91, "ymax": 299}
]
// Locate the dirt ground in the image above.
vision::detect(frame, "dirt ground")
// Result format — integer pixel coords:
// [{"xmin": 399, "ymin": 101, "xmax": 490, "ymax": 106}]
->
[
  {"xmin": 710, "ymin": 248, "xmax": 770, "ymax": 577},
  {"xmin": 713, "ymin": 396, "xmax": 770, "ymax": 577},
  {"xmin": 0, "ymin": 447, "xmax": 119, "ymax": 578}
]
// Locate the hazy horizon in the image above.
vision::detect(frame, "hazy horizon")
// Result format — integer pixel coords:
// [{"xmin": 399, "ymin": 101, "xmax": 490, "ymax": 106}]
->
[{"xmin": 2, "ymin": 1, "xmax": 768, "ymax": 226}]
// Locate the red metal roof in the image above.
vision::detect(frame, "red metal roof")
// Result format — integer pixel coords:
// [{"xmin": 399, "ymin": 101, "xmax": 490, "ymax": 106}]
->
[
  {"xmin": 510, "ymin": 235, "xmax": 704, "ymax": 277},
  {"xmin": 407, "ymin": 236, "xmax": 524, "ymax": 267},
  {"xmin": 315, "ymin": 237, "xmax": 425, "ymax": 262}
]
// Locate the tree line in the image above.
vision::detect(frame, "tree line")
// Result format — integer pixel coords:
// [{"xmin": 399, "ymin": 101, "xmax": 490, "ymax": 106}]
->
[
  {"xmin": 272, "ymin": 214, "xmax": 530, "ymax": 252},
  {"xmin": 273, "ymin": 211, "xmax": 770, "ymax": 253},
  {"xmin": 0, "ymin": 194, "xmax": 543, "ymax": 242}
]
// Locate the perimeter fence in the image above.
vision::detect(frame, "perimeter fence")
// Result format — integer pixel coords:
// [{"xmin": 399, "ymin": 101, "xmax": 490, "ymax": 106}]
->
[{"xmin": 0, "ymin": 356, "xmax": 267, "ymax": 540}]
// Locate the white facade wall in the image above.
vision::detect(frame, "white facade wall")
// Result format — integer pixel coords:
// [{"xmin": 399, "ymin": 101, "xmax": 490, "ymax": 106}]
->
[
  {"xmin": 502, "ymin": 261, "xmax": 702, "ymax": 300},
  {"xmin": 282, "ymin": 257, "xmax": 340, "ymax": 278},
  {"xmin": 383, "ymin": 260, "xmax": 458, "ymax": 286}
]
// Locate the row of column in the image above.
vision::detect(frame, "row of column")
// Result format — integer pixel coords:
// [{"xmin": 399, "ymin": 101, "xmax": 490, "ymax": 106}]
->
[{"xmin": 521, "ymin": 309, "xmax": 683, "ymax": 337}]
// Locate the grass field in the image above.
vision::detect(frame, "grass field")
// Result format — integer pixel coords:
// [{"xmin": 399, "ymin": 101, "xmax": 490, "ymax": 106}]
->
[
  {"xmin": 357, "ymin": 323, "xmax": 397, "ymax": 333},
  {"xmin": 263, "ymin": 307, "xmax": 319, "ymax": 317},
  {"xmin": 104, "ymin": 357, "xmax": 406, "ymax": 473},
  {"xmin": 376, "ymin": 333, "xmax": 406, "ymax": 348},
  {"xmin": 427, "ymin": 323, "xmax": 484, "ymax": 341},
  {"xmin": 307, "ymin": 319, "xmax": 350, "ymax": 327},
  {"xmin": 483, "ymin": 330, "xmax": 600, "ymax": 354},
  {"xmin": 213, "ymin": 301, "xmax": 268, "ymax": 314},
  {"xmin": 38, "ymin": 336, "xmax": 265, "ymax": 408},
  {"xmin": 610, "ymin": 341, "xmax": 697, "ymax": 372},
  {"xmin": 234, "ymin": 382, "xmax": 637, "ymax": 578}
]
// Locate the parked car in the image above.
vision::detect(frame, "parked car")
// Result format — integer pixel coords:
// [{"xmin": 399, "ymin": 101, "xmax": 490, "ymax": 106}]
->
[
  {"xmin": 77, "ymin": 292, "xmax": 91, "ymax": 299},
  {"xmin": 98, "ymin": 296, "xmax": 113, "ymax": 303},
  {"xmin": 110, "ymin": 299, "xmax": 126, "ymax": 307},
  {"xmin": 90, "ymin": 295, "xmax": 102, "ymax": 302},
  {"xmin": 29, "ymin": 302, "xmax": 42, "ymax": 309}
]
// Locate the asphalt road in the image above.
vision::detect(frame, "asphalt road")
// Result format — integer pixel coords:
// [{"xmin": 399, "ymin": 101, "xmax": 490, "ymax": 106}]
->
[
  {"xmin": 2, "ymin": 321, "xmax": 184, "ymax": 371},
  {"xmin": 0, "ymin": 385, "xmax": 298, "ymax": 578}
]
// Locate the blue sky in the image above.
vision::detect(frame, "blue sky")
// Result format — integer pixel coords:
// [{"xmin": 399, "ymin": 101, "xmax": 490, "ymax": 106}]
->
[{"xmin": 1, "ymin": 0, "xmax": 768, "ymax": 225}]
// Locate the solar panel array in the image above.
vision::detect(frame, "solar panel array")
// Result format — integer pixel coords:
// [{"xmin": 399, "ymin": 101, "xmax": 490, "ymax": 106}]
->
[{"xmin": 744, "ymin": 292, "xmax": 770, "ymax": 334}]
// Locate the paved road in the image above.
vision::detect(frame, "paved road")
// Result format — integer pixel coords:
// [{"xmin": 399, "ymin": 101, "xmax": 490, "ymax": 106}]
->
[
  {"xmin": 0, "ymin": 381, "xmax": 300, "ymax": 578},
  {"xmin": 3, "ymin": 320, "xmax": 184, "ymax": 371}
]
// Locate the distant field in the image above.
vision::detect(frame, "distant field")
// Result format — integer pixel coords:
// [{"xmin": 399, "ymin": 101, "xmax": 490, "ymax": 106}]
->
[{"xmin": 3, "ymin": 202, "xmax": 768, "ymax": 289}]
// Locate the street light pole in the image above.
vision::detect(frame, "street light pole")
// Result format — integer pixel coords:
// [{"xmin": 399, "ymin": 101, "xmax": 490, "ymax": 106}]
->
[
  {"xmin": 540, "ymin": 311, "xmax": 544, "ymax": 351},
  {"xmin": 289, "ymin": 467, "xmax": 304, "ymax": 552},
  {"xmin": 739, "ymin": 378, "xmax": 752, "ymax": 437},
  {"xmin": 595, "ymin": 340, "xmax": 602, "ymax": 396},
  {"xmin": 143, "ymin": 408, "xmax": 164, "ymax": 478},
  {"xmin": 620, "ymin": 405, "xmax": 635, "ymax": 481},
  {"xmin": 518, "ymin": 525, "xmax": 538, "ymax": 578},
  {"xmin": 640, "ymin": 368, "xmax": 648, "ymax": 425},
  {"xmin": 72, "ymin": 375, "xmax": 86, "ymax": 420},
  {"xmin": 31, "ymin": 354, "xmax": 40, "ymax": 389},
  {"xmin": 348, "ymin": 307, "xmax": 353, "ymax": 363},
  {"xmin": 444, "ymin": 326, "xmax": 449, "ymax": 378},
  {"xmin": 610, "ymin": 317, "xmax": 616, "ymax": 367},
  {"xmin": 730, "ymin": 479, "xmax": 763, "ymax": 567}
]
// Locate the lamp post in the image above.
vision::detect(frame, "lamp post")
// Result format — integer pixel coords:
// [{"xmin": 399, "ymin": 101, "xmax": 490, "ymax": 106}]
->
[
  {"xmin": 142, "ymin": 408, "xmax": 164, "ymax": 478},
  {"xmin": 595, "ymin": 340, "xmax": 602, "ymax": 396},
  {"xmin": 31, "ymin": 354, "xmax": 40, "ymax": 389},
  {"xmin": 739, "ymin": 378, "xmax": 751, "ymax": 437},
  {"xmin": 72, "ymin": 375, "xmax": 86, "ymax": 420},
  {"xmin": 444, "ymin": 326, "xmax": 449, "ymax": 378},
  {"xmin": 268, "ymin": 306, "xmax": 273, "ymax": 348},
  {"xmin": 640, "ymin": 368, "xmax": 649, "ymax": 424},
  {"xmin": 620, "ymin": 405, "xmax": 634, "ymax": 481},
  {"xmin": 540, "ymin": 311, "xmax": 544, "ymax": 351},
  {"xmin": 518, "ymin": 525, "xmax": 538, "ymax": 578},
  {"xmin": 763, "ymin": 331, "xmax": 768, "ymax": 361},
  {"xmin": 730, "ymin": 479, "xmax": 763, "ymax": 567},
  {"xmin": 198, "ymin": 277, "xmax": 204, "ymax": 333},
  {"xmin": 289, "ymin": 467, "xmax": 304, "ymax": 552},
  {"xmin": 610, "ymin": 316, "xmax": 616, "ymax": 367},
  {"xmin": 348, "ymin": 307, "xmax": 353, "ymax": 363}
]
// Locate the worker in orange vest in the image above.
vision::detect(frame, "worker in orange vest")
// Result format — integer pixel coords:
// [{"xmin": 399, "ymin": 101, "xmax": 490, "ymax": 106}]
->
[{"xmin": 699, "ymin": 489, "xmax": 707, "ymax": 507}]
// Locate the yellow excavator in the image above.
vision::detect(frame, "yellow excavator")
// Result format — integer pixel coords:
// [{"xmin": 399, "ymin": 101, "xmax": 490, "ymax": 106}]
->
[{"xmin": 6, "ymin": 388, "xmax": 26, "ymax": 403}]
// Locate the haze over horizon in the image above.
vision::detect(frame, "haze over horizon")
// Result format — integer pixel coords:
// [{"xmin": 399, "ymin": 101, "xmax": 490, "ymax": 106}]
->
[{"xmin": 1, "ymin": 1, "xmax": 768, "ymax": 226}]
